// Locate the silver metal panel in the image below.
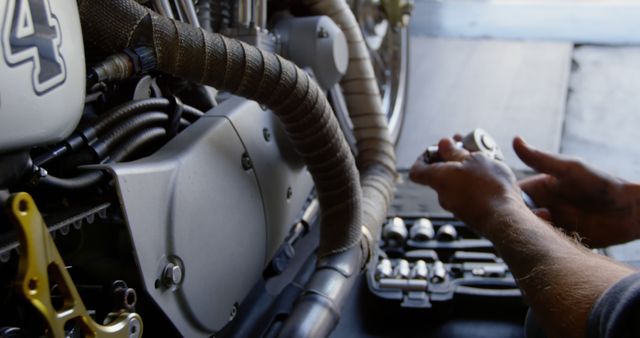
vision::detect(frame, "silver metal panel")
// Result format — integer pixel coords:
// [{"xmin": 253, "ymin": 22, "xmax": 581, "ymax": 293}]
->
[
  {"xmin": 411, "ymin": 0, "xmax": 640, "ymax": 45},
  {"xmin": 210, "ymin": 96, "xmax": 315, "ymax": 260},
  {"xmin": 104, "ymin": 115, "xmax": 267, "ymax": 336},
  {"xmin": 0, "ymin": 0, "xmax": 85, "ymax": 152}
]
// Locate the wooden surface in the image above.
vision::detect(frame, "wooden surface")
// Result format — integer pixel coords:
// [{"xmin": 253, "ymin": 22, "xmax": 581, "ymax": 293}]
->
[{"xmin": 396, "ymin": 36, "xmax": 572, "ymax": 171}]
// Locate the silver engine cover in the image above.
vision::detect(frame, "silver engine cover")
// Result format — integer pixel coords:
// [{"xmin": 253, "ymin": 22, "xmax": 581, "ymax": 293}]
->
[
  {"xmin": 0, "ymin": 0, "xmax": 85, "ymax": 152},
  {"xmin": 101, "ymin": 97, "xmax": 314, "ymax": 336}
]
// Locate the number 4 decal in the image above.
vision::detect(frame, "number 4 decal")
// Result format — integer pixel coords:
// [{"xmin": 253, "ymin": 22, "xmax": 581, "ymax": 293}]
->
[{"xmin": 2, "ymin": 0, "xmax": 66, "ymax": 95}]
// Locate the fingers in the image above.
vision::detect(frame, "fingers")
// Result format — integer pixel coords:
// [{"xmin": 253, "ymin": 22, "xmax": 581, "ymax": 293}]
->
[
  {"xmin": 519, "ymin": 174, "xmax": 555, "ymax": 208},
  {"xmin": 438, "ymin": 138, "xmax": 469, "ymax": 162},
  {"xmin": 453, "ymin": 133, "xmax": 464, "ymax": 142},
  {"xmin": 410, "ymin": 159, "xmax": 461, "ymax": 190},
  {"xmin": 513, "ymin": 137, "xmax": 574, "ymax": 176}
]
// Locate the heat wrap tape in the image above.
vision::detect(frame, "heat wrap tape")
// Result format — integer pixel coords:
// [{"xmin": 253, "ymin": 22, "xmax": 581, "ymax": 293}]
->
[
  {"xmin": 301, "ymin": 0, "xmax": 398, "ymax": 256},
  {"xmin": 78, "ymin": 0, "xmax": 363, "ymax": 257}
]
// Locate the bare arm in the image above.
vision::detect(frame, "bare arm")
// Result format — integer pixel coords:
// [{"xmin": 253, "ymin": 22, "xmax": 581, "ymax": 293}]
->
[
  {"xmin": 410, "ymin": 137, "xmax": 635, "ymax": 338},
  {"xmin": 485, "ymin": 200, "xmax": 634, "ymax": 338}
]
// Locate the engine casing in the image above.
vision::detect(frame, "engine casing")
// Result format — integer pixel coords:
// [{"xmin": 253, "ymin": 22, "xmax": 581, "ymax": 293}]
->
[{"xmin": 0, "ymin": 0, "xmax": 85, "ymax": 152}]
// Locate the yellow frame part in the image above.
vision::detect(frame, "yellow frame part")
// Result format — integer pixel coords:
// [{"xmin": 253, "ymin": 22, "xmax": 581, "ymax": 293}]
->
[{"xmin": 6, "ymin": 192, "xmax": 143, "ymax": 338}]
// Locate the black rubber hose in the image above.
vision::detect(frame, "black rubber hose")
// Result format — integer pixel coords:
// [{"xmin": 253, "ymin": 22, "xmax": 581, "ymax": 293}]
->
[
  {"xmin": 110, "ymin": 127, "xmax": 167, "ymax": 162},
  {"xmin": 34, "ymin": 99, "xmax": 199, "ymax": 166},
  {"xmin": 40, "ymin": 127, "xmax": 168, "ymax": 190},
  {"xmin": 182, "ymin": 103, "xmax": 205, "ymax": 121},
  {"xmin": 39, "ymin": 171, "xmax": 105, "ymax": 191},
  {"xmin": 93, "ymin": 98, "xmax": 172, "ymax": 135},
  {"xmin": 91, "ymin": 112, "xmax": 176, "ymax": 158}
]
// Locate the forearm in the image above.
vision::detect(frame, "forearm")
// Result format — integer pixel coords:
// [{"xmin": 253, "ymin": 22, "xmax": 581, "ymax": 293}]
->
[{"xmin": 482, "ymin": 200, "xmax": 635, "ymax": 338}]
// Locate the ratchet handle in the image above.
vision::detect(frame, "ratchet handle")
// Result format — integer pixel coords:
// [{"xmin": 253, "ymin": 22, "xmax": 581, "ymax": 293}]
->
[{"xmin": 423, "ymin": 129, "xmax": 504, "ymax": 164}]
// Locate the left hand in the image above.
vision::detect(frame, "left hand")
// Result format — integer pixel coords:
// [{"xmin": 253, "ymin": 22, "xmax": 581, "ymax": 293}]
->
[{"xmin": 409, "ymin": 137, "xmax": 524, "ymax": 236}]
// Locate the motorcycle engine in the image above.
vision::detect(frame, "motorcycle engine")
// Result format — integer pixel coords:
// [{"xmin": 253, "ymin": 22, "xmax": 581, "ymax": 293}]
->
[{"xmin": 0, "ymin": 1, "xmax": 353, "ymax": 337}]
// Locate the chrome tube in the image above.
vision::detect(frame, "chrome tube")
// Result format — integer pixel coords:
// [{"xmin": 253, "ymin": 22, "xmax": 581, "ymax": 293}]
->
[
  {"xmin": 237, "ymin": 0, "xmax": 252, "ymax": 28},
  {"xmin": 177, "ymin": 0, "xmax": 200, "ymax": 27},
  {"xmin": 151, "ymin": 0, "xmax": 174, "ymax": 18},
  {"xmin": 254, "ymin": 0, "xmax": 267, "ymax": 29}
]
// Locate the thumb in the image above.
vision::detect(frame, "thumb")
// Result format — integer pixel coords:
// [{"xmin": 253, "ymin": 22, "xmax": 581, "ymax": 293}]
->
[{"xmin": 513, "ymin": 137, "xmax": 571, "ymax": 176}]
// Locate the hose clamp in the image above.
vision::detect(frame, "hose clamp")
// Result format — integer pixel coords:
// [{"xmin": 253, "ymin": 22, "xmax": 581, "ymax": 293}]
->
[{"xmin": 360, "ymin": 225, "xmax": 375, "ymax": 270}]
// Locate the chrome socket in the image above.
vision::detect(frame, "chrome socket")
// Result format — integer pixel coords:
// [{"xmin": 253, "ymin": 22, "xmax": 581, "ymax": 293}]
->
[
  {"xmin": 436, "ymin": 224, "xmax": 458, "ymax": 242},
  {"xmin": 431, "ymin": 261, "xmax": 447, "ymax": 283},
  {"xmin": 383, "ymin": 217, "xmax": 408, "ymax": 247},
  {"xmin": 411, "ymin": 260, "xmax": 429, "ymax": 280},
  {"xmin": 375, "ymin": 259, "xmax": 393, "ymax": 280},
  {"xmin": 394, "ymin": 259, "xmax": 411, "ymax": 279},
  {"xmin": 410, "ymin": 218, "xmax": 435, "ymax": 242}
]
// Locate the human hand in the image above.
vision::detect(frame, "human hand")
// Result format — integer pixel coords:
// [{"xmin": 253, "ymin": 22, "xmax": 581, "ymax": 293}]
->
[
  {"xmin": 409, "ymin": 137, "xmax": 525, "ymax": 237},
  {"xmin": 514, "ymin": 137, "xmax": 640, "ymax": 247}
]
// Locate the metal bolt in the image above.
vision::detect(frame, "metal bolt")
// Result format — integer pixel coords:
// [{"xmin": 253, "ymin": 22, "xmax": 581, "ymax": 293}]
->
[
  {"xmin": 317, "ymin": 27, "xmax": 329, "ymax": 38},
  {"xmin": 241, "ymin": 153, "xmax": 253, "ymax": 170},
  {"xmin": 229, "ymin": 302, "xmax": 239, "ymax": 321},
  {"xmin": 263, "ymin": 128, "xmax": 271, "ymax": 142},
  {"xmin": 0, "ymin": 251, "xmax": 10, "ymax": 263},
  {"xmin": 112, "ymin": 280, "xmax": 137, "ymax": 312},
  {"xmin": 59, "ymin": 225, "xmax": 70, "ymax": 236},
  {"xmin": 163, "ymin": 263, "xmax": 182, "ymax": 287}
]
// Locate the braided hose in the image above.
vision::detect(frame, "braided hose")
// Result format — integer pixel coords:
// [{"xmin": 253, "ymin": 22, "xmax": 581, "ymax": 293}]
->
[
  {"xmin": 78, "ymin": 0, "xmax": 362, "ymax": 257},
  {"xmin": 301, "ymin": 0, "xmax": 398, "ymax": 260}
]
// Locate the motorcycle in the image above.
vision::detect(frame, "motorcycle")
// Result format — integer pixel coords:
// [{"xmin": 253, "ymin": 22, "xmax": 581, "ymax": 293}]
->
[{"xmin": 0, "ymin": 0, "xmax": 411, "ymax": 337}]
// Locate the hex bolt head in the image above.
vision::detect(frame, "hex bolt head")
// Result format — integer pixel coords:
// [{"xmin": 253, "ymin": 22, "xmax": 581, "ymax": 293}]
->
[
  {"xmin": 163, "ymin": 263, "xmax": 182, "ymax": 287},
  {"xmin": 317, "ymin": 27, "xmax": 330, "ymax": 38},
  {"xmin": 241, "ymin": 153, "xmax": 253, "ymax": 170},
  {"xmin": 263, "ymin": 128, "xmax": 271, "ymax": 142}
]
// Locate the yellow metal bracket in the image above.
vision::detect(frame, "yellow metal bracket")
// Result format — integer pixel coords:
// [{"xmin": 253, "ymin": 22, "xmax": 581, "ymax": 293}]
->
[
  {"xmin": 381, "ymin": 0, "xmax": 415, "ymax": 28},
  {"xmin": 6, "ymin": 192, "xmax": 143, "ymax": 338}
]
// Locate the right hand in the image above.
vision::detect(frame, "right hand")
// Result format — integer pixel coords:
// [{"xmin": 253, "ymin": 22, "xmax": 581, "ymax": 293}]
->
[{"xmin": 514, "ymin": 137, "xmax": 640, "ymax": 247}]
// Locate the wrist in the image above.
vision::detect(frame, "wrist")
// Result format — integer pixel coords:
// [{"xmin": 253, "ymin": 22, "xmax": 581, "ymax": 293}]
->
[{"xmin": 475, "ymin": 193, "xmax": 530, "ymax": 240}]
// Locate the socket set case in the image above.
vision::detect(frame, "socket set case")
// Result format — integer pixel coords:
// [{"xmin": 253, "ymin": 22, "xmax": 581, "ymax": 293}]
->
[{"xmin": 367, "ymin": 215, "xmax": 521, "ymax": 309}]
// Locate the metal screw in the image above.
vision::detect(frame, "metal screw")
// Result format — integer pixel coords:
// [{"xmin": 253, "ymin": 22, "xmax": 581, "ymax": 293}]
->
[
  {"xmin": 241, "ymin": 153, "xmax": 253, "ymax": 170},
  {"xmin": 163, "ymin": 263, "xmax": 182, "ymax": 287},
  {"xmin": 229, "ymin": 302, "xmax": 238, "ymax": 321},
  {"xmin": 59, "ymin": 225, "xmax": 70, "ymax": 236},
  {"xmin": 0, "ymin": 251, "xmax": 10, "ymax": 263},
  {"xmin": 263, "ymin": 128, "xmax": 271, "ymax": 142},
  {"xmin": 317, "ymin": 27, "xmax": 329, "ymax": 38}
]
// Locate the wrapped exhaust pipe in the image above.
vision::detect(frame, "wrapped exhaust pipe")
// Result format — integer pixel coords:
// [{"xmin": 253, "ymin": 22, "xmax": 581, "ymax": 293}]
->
[
  {"xmin": 300, "ymin": 0, "xmax": 398, "ymax": 259},
  {"xmin": 279, "ymin": 1, "xmax": 398, "ymax": 336},
  {"xmin": 78, "ymin": 0, "xmax": 395, "ymax": 336},
  {"xmin": 78, "ymin": 0, "xmax": 363, "ymax": 258}
]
